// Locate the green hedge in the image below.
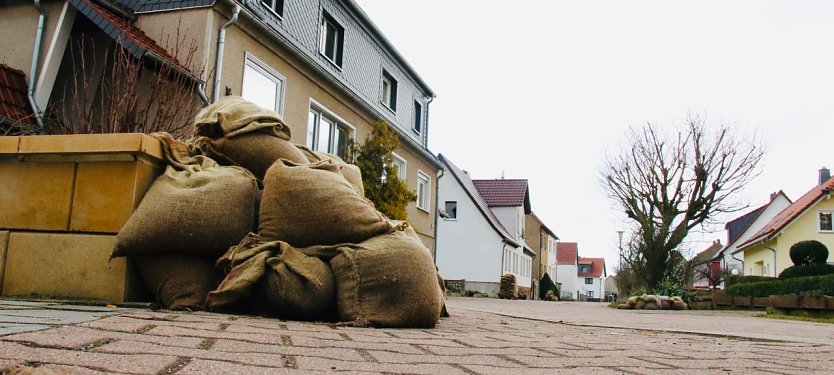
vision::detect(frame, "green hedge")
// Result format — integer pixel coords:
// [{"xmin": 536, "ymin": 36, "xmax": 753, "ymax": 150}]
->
[
  {"xmin": 726, "ymin": 275, "xmax": 777, "ymax": 287},
  {"xmin": 726, "ymin": 273, "xmax": 834, "ymax": 297},
  {"xmin": 778, "ymin": 264, "xmax": 834, "ymax": 279}
]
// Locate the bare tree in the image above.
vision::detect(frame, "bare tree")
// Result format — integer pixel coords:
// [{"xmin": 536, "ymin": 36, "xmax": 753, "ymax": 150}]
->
[{"xmin": 601, "ymin": 115, "xmax": 763, "ymax": 289}]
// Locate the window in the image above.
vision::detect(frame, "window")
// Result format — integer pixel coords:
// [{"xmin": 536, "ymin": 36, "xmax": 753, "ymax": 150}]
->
[
  {"xmin": 820, "ymin": 211, "xmax": 833, "ymax": 232},
  {"xmin": 260, "ymin": 0, "xmax": 283, "ymax": 17},
  {"xmin": 585, "ymin": 277, "xmax": 593, "ymax": 285},
  {"xmin": 417, "ymin": 170, "xmax": 430, "ymax": 212},
  {"xmin": 391, "ymin": 152, "xmax": 406, "ymax": 180},
  {"xmin": 444, "ymin": 201, "xmax": 457, "ymax": 219},
  {"xmin": 579, "ymin": 265, "xmax": 591, "ymax": 273},
  {"xmin": 241, "ymin": 54, "xmax": 285, "ymax": 114},
  {"xmin": 307, "ymin": 106, "xmax": 352, "ymax": 158},
  {"xmin": 587, "ymin": 291, "xmax": 594, "ymax": 298},
  {"xmin": 381, "ymin": 71, "xmax": 397, "ymax": 110},
  {"xmin": 319, "ymin": 12, "xmax": 344, "ymax": 67},
  {"xmin": 413, "ymin": 100, "xmax": 422, "ymax": 134}
]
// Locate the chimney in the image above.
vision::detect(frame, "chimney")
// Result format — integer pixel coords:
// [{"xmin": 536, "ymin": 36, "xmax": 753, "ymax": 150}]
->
[
  {"xmin": 819, "ymin": 166, "xmax": 831, "ymax": 185},
  {"xmin": 770, "ymin": 192, "xmax": 778, "ymax": 201}
]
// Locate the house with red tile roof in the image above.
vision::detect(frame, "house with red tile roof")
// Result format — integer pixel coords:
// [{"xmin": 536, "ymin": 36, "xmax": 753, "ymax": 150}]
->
[
  {"xmin": 435, "ymin": 155, "xmax": 536, "ymax": 298},
  {"xmin": 703, "ymin": 191, "xmax": 791, "ymax": 287},
  {"xmin": 578, "ymin": 257, "xmax": 606, "ymax": 301},
  {"xmin": 734, "ymin": 168, "xmax": 834, "ymax": 276},
  {"xmin": 556, "ymin": 242, "xmax": 580, "ymax": 300},
  {"xmin": 690, "ymin": 240, "xmax": 724, "ymax": 290}
]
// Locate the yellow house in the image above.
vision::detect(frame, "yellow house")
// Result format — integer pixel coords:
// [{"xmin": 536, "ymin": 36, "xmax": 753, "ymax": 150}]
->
[{"xmin": 735, "ymin": 170, "xmax": 834, "ymax": 276}]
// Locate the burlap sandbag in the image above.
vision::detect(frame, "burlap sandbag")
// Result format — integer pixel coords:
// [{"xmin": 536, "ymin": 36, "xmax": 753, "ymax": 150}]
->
[
  {"xmin": 206, "ymin": 234, "xmax": 338, "ymax": 320},
  {"xmin": 134, "ymin": 253, "xmax": 219, "ymax": 311},
  {"xmin": 296, "ymin": 144, "xmax": 364, "ymax": 196},
  {"xmin": 113, "ymin": 133, "xmax": 260, "ymax": 258},
  {"xmin": 193, "ymin": 95, "xmax": 291, "ymax": 140},
  {"xmin": 329, "ymin": 226, "xmax": 445, "ymax": 328},
  {"xmin": 260, "ymin": 245, "xmax": 336, "ymax": 321},
  {"xmin": 258, "ymin": 159, "xmax": 392, "ymax": 247},
  {"xmin": 193, "ymin": 133, "xmax": 307, "ymax": 180}
]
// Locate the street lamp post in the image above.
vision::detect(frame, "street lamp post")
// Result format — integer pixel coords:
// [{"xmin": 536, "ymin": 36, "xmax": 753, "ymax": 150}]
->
[{"xmin": 616, "ymin": 230, "xmax": 624, "ymax": 269}]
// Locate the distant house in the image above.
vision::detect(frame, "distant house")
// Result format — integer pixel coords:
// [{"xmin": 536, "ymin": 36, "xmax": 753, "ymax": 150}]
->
[
  {"xmin": 604, "ymin": 275, "xmax": 619, "ymax": 300},
  {"xmin": 435, "ymin": 155, "xmax": 534, "ymax": 298},
  {"xmin": 735, "ymin": 168, "xmax": 834, "ymax": 276},
  {"xmin": 711, "ymin": 192, "xmax": 791, "ymax": 285},
  {"xmin": 578, "ymin": 257, "xmax": 606, "ymax": 301},
  {"xmin": 690, "ymin": 240, "xmax": 723, "ymax": 289},
  {"xmin": 556, "ymin": 242, "xmax": 579, "ymax": 300},
  {"xmin": 524, "ymin": 212, "xmax": 558, "ymax": 299}
]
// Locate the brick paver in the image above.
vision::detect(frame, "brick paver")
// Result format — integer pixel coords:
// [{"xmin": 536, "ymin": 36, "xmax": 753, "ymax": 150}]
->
[{"xmin": 1, "ymin": 298, "xmax": 832, "ymax": 374}]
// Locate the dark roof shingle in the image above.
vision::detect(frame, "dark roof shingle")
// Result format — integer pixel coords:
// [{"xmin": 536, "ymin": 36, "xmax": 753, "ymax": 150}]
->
[{"xmin": 472, "ymin": 179, "xmax": 529, "ymax": 208}]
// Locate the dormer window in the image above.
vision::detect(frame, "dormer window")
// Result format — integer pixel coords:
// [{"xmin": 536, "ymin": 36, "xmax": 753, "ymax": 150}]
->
[
  {"xmin": 381, "ymin": 70, "xmax": 397, "ymax": 110},
  {"xmin": 261, "ymin": 0, "xmax": 283, "ymax": 17},
  {"xmin": 320, "ymin": 12, "xmax": 344, "ymax": 67}
]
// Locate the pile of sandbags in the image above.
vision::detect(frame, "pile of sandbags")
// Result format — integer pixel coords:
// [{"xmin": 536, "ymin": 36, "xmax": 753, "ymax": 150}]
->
[
  {"xmin": 498, "ymin": 274, "xmax": 517, "ymax": 300},
  {"xmin": 114, "ymin": 96, "xmax": 446, "ymax": 327},
  {"xmin": 617, "ymin": 294, "xmax": 688, "ymax": 310}
]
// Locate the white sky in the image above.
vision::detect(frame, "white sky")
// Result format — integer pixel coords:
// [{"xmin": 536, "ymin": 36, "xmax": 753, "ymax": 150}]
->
[{"xmin": 355, "ymin": 0, "xmax": 834, "ymax": 274}]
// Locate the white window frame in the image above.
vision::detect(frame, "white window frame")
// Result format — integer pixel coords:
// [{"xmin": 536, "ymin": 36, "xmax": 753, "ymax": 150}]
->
[
  {"xmin": 381, "ymin": 70, "xmax": 397, "ymax": 111},
  {"xmin": 242, "ymin": 52, "xmax": 285, "ymax": 115},
  {"xmin": 444, "ymin": 200, "xmax": 457, "ymax": 220},
  {"xmin": 319, "ymin": 12, "xmax": 344, "ymax": 68},
  {"xmin": 260, "ymin": 0, "xmax": 284, "ymax": 17},
  {"xmin": 391, "ymin": 152, "xmax": 407, "ymax": 180},
  {"xmin": 413, "ymin": 100, "xmax": 422, "ymax": 135},
  {"xmin": 819, "ymin": 210, "xmax": 834, "ymax": 232},
  {"xmin": 416, "ymin": 170, "xmax": 431, "ymax": 212},
  {"xmin": 306, "ymin": 99, "xmax": 355, "ymax": 158}
]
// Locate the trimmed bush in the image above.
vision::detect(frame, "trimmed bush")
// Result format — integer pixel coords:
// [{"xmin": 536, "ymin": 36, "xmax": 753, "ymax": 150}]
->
[
  {"xmin": 789, "ymin": 240, "xmax": 829, "ymax": 266},
  {"xmin": 726, "ymin": 275, "xmax": 777, "ymax": 287},
  {"xmin": 779, "ymin": 264, "xmax": 834, "ymax": 279},
  {"xmin": 726, "ymin": 273, "xmax": 834, "ymax": 297}
]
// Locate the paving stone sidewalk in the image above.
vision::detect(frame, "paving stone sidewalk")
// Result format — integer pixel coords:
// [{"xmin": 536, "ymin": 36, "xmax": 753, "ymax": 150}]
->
[{"xmin": 1, "ymin": 299, "xmax": 832, "ymax": 374}]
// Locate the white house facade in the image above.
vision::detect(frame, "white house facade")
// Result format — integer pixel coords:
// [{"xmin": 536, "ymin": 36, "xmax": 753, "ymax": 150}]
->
[{"xmin": 556, "ymin": 242, "xmax": 580, "ymax": 300}]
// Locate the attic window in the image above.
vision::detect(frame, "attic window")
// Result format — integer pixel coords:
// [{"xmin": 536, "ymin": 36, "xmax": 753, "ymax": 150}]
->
[
  {"xmin": 261, "ymin": 0, "xmax": 284, "ymax": 17},
  {"xmin": 819, "ymin": 210, "xmax": 833, "ymax": 232},
  {"xmin": 579, "ymin": 265, "xmax": 591, "ymax": 273}
]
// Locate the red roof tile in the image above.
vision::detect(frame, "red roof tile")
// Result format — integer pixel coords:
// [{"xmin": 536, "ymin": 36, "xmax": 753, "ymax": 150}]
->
[
  {"xmin": 578, "ymin": 257, "xmax": 606, "ymax": 278},
  {"xmin": 0, "ymin": 64, "xmax": 35, "ymax": 125},
  {"xmin": 72, "ymin": 0, "xmax": 182, "ymax": 68},
  {"xmin": 738, "ymin": 176, "xmax": 834, "ymax": 250},
  {"xmin": 556, "ymin": 242, "xmax": 578, "ymax": 265},
  {"xmin": 472, "ymin": 179, "xmax": 528, "ymax": 207}
]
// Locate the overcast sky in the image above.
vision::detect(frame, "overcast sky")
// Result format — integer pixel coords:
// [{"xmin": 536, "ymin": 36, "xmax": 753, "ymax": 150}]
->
[{"xmin": 355, "ymin": 0, "xmax": 834, "ymax": 274}]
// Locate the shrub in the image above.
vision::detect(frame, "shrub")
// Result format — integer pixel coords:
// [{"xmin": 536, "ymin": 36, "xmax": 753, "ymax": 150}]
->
[
  {"xmin": 726, "ymin": 273, "xmax": 834, "ymax": 297},
  {"xmin": 725, "ymin": 275, "xmax": 777, "ymax": 287},
  {"xmin": 651, "ymin": 280, "xmax": 695, "ymax": 304},
  {"xmin": 789, "ymin": 240, "xmax": 829, "ymax": 266},
  {"xmin": 539, "ymin": 273, "xmax": 559, "ymax": 300},
  {"xmin": 778, "ymin": 264, "xmax": 834, "ymax": 279}
]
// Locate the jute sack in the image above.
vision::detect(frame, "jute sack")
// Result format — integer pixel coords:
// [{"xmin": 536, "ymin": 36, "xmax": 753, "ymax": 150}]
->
[
  {"xmin": 193, "ymin": 133, "xmax": 307, "ymax": 181},
  {"xmin": 206, "ymin": 233, "xmax": 338, "ymax": 320},
  {"xmin": 296, "ymin": 144, "xmax": 364, "ymax": 196},
  {"xmin": 193, "ymin": 95, "xmax": 291, "ymax": 140},
  {"xmin": 135, "ymin": 253, "xmax": 219, "ymax": 311},
  {"xmin": 329, "ymin": 225, "xmax": 444, "ymax": 328},
  {"xmin": 258, "ymin": 159, "xmax": 392, "ymax": 247},
  {"xmin": 260, "ymin": 245, "xmax": 336, "ymax": 321},
  {"xmin": 113, "ymin": 133, "xmax": 260, "ymax": 258}
]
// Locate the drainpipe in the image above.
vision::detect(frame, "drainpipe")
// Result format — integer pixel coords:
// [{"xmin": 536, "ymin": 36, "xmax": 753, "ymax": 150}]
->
[
  {"xmin": 212, "ymin": 4, "xmax": 240, "ymax": 103},
  {"xmin": 28, "ymin": 0, "xmax": 46, "ymax": 128},
  {"xmin": 423, "ymin": 95, "xmax": 434, "ymax": 147},
  {"xmin": 432, "ymin": 166, "xmax": 444, "ymax": 263},
  {"xmin": 761, "ymin": 240, "xmax": 777, "ymax": 277},
  {"xmin": 730, "ymin": 251, "xmax": 744, "ymax": 276}
]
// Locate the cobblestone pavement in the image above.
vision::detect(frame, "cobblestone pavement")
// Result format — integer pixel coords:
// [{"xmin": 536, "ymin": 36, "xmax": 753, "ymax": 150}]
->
[{"xmin": 1, "ymin": 298, "xmax": 832, "ymax": 374}]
